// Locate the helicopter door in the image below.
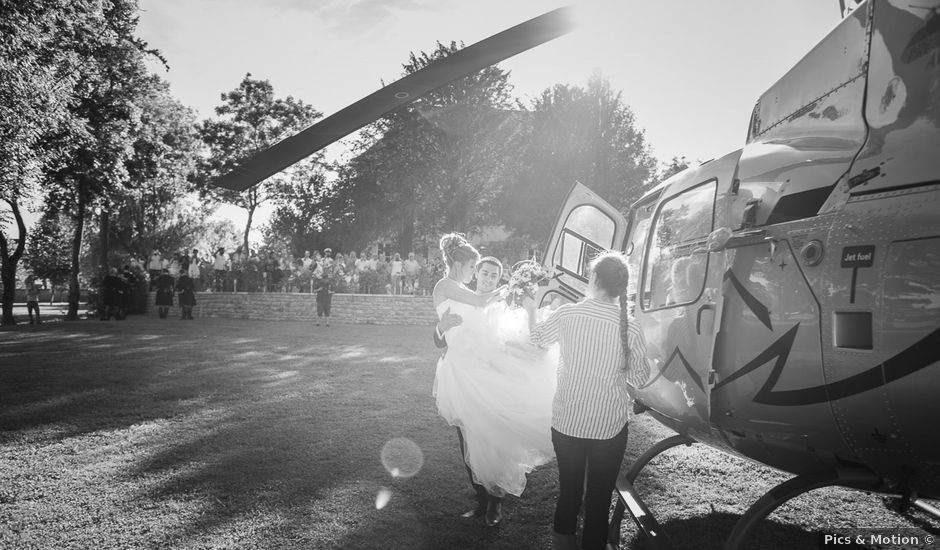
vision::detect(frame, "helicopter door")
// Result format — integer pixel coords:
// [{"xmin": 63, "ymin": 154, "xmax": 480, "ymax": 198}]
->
[
  {"xmin": 538, "ymin": 182, "xmax": 628, "ymax": 309},
  {"xmin": 631, "ymin": 178, "xmax": 721, "ymax": 428}
]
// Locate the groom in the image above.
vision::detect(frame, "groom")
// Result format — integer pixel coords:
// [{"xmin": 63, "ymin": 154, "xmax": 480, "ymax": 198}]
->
[{"xmin": 434, "ymin": 256, "xmax": 504, "ymax": 526}]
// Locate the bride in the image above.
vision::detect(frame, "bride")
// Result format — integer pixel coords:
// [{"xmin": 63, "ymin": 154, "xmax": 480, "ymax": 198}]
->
[{"xmin": 432, "ymin": 233, "xmax": 557, "ymax": 505}]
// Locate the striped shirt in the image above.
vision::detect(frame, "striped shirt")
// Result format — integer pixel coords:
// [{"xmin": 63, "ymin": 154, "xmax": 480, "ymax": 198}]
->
[{"xmin": 530, "ymin": 298, "xmax": 647, "ymax": 439}]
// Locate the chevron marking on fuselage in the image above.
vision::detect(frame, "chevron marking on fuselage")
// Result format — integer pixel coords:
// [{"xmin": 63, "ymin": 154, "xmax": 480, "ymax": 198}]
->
[
  {"xmin": 723, "ymin": 270, "xmax": 773, "ymax": 331},
  {"xmin": 637, "ymin": 347, "xmax": 705, "ymax": 392}
]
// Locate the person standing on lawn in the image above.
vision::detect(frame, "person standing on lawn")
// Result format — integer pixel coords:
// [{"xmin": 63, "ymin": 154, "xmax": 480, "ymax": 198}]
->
[
  {"xmin": 155, "ymin": 268, "xmax": 175, "ymax": 319},
  {"xmin": 314, "ymin": 254, "xmax": 333, "ymax": 326},
  {"xmin": 176, "ymin": 270, "xmax": 196, "ymax": 320},
  {"xmin": 527, "ymin": 251, "xmax": 646, "ymax": 550},
  {"xmin": 100, "ymin": 268, "xmax": 123, "ymax": 321},
  {"xmin": 25, "ymin": 275, "xmax": 41, "ymax": 324}
]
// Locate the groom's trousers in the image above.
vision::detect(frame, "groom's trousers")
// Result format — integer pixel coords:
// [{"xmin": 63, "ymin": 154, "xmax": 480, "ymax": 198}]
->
[{"xmin": 456, "ymin": 427, "xmax": 502, "ymax": 508}]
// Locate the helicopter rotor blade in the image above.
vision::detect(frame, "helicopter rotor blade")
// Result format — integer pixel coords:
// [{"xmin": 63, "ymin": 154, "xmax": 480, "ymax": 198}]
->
[{"xmin": 213, "ymin": 6, "xmax": 575, "ymax": 191}]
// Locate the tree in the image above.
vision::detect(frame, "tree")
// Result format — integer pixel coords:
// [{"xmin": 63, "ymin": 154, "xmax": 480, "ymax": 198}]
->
[
  {"xmin": 329, "ymin": 41, "xmax": 521, "ymax": 254},
  {"xmin": 40, "ymin": 0, "xmax": 162, "ymax": 320},
  {"xmin": 497, "ymin": 73, "xmax": 658, "ymax": 240},
  {"xmin": 198, "ymin": 74, "xmax": 323, "ymax": 254},
  {"xmin": 262, "ymin": 160, "xmax": 332, "ymax": 255},
  {"xmin": 0, "ymin": 200, "xmax": 27, "ymax": 324},
  {"xmin": 107, "ymin": 75, "xmax": 204, "ymax": 261},
  {"xmin": 26, "ymin": 207, "xmax": 74, "ymax": 296}
]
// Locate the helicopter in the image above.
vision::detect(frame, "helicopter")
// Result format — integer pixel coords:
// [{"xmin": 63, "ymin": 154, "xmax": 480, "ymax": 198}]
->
[
  {"xmin": 213, "ymin": 2, "xmax": 940, "ymax": 548},
  {"xmin": 537, "ymin": 0, "xmax": 940, "ymax": 547}
]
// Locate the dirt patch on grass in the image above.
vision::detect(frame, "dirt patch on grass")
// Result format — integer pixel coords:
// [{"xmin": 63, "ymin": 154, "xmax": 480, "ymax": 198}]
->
[{"xmin": 1, "ymin": 318, "xmax": 935, "ymax": 549}]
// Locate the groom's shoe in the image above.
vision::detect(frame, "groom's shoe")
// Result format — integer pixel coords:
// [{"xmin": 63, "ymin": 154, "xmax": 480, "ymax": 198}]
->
[{"xmin": 484, "ymin": 500, "xmax": 502, "ymax": 527}]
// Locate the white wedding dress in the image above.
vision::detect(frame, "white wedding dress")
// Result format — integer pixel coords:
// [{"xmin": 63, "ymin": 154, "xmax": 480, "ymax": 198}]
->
[{"xmin": 433, "ymin": 298, "xmax": 557, "ymax": 497}]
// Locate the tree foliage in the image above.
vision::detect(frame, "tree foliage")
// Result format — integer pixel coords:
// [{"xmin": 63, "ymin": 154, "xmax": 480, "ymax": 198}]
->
[
  {"xmin": 659, "ymin": 155, "xmax": 692, "ymax": 181},
  {"xmin": 107, "ymin": 75, "xmax": 204, "ymax": 261},
  {"xmin": 262, "ymin": 160, "xmax": 332, "ymax": 255},
  {"xmin": 0, "ymin": 0, "xmax": 85, "ymax": 197},
  {"xmin": 328, "ymin": 41, "xmax": 521, "ymax": 254},
  {"xmin": 25, "ymin": 207, "xmax": 74, "ymax": 288},
  {"xmin": 197, "ymin": 74, "xmax": 323, "ymax": 253},
  {"xmin": 192, "ymin": 219, "xmax": 242, "ymax": 257},
  {"xmin": 497, "ymin": 74, "xmax": 658, "ymax": 240}
]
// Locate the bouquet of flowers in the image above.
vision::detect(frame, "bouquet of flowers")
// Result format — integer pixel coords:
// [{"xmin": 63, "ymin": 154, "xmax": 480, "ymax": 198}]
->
[{"xmin": 505, "ymin": 260, "xmax": 552, "ymax": 309}]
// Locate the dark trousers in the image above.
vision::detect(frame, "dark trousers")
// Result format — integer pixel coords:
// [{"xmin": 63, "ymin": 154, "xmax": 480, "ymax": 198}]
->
[
  {"xmin": 456, "ymin": 427, "xmax": 501, "ymax": 508},
  {"xmin": 316, "ymin": 292, "xmax": 332, "ymax": 317},
  {"xmin": 27, "ymin": 301, "xmax": 40, "ymax": 322},
  {"xmin": 552, "ymin": 423, "xmax": 629, "ymax": 550}
]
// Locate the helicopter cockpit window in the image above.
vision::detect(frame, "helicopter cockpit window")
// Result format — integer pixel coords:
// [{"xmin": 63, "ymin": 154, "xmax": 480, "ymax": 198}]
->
[
  {"xmin": 554, "ymin": 205, "xmax": 617, "ymax": 293},
  {"xmin": 625, "ymin": 197, "xmax": 658, "ymax": 302},
  {"xmin": 642, "ymin": 180, "xmax": 717, "ymax": 310}
]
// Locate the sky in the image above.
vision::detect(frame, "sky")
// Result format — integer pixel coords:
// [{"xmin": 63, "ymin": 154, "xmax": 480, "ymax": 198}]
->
[{"xmin": 25, "ymin": 1, "xmax": 848, "ymax": 242}]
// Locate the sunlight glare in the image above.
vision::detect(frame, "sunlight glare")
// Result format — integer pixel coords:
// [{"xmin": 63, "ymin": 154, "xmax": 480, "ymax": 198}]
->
[
  {"xmin": 380, "ymin": 437, "xmax": 424, "ymax": 478},
  {"xmin": 375, "ymin": 487, "xmax": 393, "ymax": 510}
]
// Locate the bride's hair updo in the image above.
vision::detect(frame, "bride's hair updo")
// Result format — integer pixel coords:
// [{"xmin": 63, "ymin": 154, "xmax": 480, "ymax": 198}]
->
[
  {"xmin": 439, "ymin": 233, "xmax": 480, "ymax": 268},
  {"xmin": 589, "ymin": 252, "xmax": 632, "ymax": 368}
]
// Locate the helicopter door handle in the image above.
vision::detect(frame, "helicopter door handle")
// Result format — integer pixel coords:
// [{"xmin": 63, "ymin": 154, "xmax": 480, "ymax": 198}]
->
[{"xmin": 696, "ymin": 304, "xmax": 715, "ymax": 335}]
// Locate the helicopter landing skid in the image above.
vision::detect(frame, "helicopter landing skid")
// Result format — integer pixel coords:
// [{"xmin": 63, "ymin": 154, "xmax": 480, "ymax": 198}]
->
[
  {"xmin": 723, "ymin": 468, "xmax": 882, "ymax": 550},
  {"xmin": 606, "ymin": 434, "xmax": 694, "ymax": 550},
  {"xmin": 883, "ymin": 493, "xmax": 940, "ymax": 534},
  {"xmin": 912, "ymin": 498, "xmax": 940, "ymax": 521},
  {"xmin": 606, "ymin": 434, "xmax": 881, "ymax": 550}
]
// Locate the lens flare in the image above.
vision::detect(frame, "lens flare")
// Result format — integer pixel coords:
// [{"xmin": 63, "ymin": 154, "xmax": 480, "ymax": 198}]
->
[
  {"xmin": 380, "ymin": 437, "xmax": 424, "ymax": 478},
  {"xmin": 375, "ymin": 487, "xmax": 392, "ymax": 510}
]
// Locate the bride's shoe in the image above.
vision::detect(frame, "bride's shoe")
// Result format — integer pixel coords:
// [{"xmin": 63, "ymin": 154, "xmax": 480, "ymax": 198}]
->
[{"xmin": 460, "ymin": 502, "xmax": 486, "ymax": 519}]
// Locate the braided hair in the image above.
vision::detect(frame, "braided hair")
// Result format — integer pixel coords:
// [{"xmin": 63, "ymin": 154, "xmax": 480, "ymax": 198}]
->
[
  {"xmin": 439, "ymin": 233, "xmax": 480, "ymax": 270},
  {"xmin": 589, "ymin": 252, "xmax": 632, "ymax": 369}
]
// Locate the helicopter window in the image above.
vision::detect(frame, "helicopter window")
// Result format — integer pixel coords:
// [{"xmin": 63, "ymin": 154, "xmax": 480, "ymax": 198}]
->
[
  {"xmin": 560, "ymin": 230, "xmax": 605, "ymax": 278},
  {"xmin": 565, "ymin": 205, "xmax": 616, "ymax": 246},
  {"xmin": 625, "ymin": 196, "xmax": 659, "ymax": 301},
  {"xmin": 552, "ymin": 205, "xmax": 619, "ymax": 292},
  {"xmin": 642, "ymin": 180, "xmax": 717, "ymax": 310}
]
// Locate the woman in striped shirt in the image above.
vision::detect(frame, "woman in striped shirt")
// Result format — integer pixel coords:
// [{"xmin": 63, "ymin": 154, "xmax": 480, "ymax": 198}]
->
[{"xmin": 528, "ymin": 251, "xmax": 646, "ymax": 550}]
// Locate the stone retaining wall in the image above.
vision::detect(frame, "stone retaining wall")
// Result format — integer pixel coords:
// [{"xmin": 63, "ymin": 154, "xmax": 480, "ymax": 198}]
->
[{"xmin": 146, "ymin": 292, "xmax": 437, "ymax": 325}]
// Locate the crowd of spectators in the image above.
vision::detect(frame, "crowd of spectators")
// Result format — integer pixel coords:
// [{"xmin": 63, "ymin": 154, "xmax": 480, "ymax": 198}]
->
[{"xmin": 131, "ymin": 246, "xmax": 463, "ymax": 296}]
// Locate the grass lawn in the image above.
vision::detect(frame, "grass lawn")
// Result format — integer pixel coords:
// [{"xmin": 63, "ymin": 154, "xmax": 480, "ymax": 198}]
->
[{"xmin": 1, "ymin": 317, "xmax": 935, "ymax": 549}]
